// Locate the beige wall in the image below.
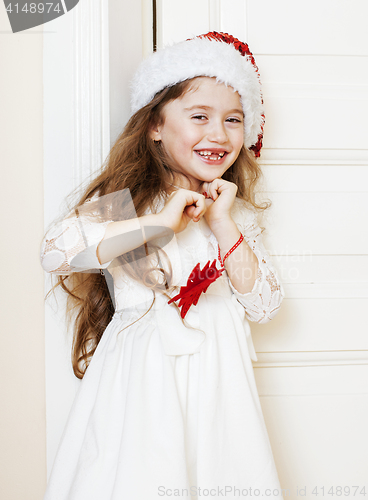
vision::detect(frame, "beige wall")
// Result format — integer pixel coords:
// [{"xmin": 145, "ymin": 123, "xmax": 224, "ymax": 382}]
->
[{"xmin": 0, "ymin": 7, "xmax": 46, "ymax": 500}]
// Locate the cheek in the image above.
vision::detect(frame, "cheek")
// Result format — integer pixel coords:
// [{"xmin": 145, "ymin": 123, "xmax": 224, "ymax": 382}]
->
[
  {"xmin": 234, "ymin": 130, "xmax": 244, "ymax": 154},
  {"xmin": 162, "ymin": 131, "xmax": 192, "ymax": 161},
  {"xmin": 160, "ymin": 117, "xmax": 200, "ymax": 156},
  {"xmin": 174, "ymin": 129, "xmax": 199, "ymax": 155}
]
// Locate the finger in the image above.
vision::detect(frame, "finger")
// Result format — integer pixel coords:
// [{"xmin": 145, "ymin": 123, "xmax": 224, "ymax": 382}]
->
[
  {"xmin": 200, "ymin": 182, "xmax": 213, "ymax": 199},
  {"xmin": 208, "ymin": 180, "xmax": 220, "ymax": 201},
  {"xmin": 201, "ymin": 183, "xmax": 209, "ymax": 198},
  {"xmin": 194, "ymin": 198, "xmax": 206, "ymax": 218},
  {"xmin": 204, "ymin": 197, "xmax": 214, "ymax": 208},
  {"xmin": 209, "ymin": 178, "xmax": 233, "ymax": 200},
  {"xmin": 185, "ymin": 205, "xmax": 196, "ymax": 219},
  {"xmin": 185, "ymin": 205, "xmax": 201, "ymax": 222},
  {"xmin": 181, "ymin": 189, "xmax": 205, "ymax": 208},
  {"xmin": 190, "ymin": 195, "xmax": 206, "ymax": 219},
  {"xmin": 168, "ymin": 190, "xmax": 200, "ymax": 216}
]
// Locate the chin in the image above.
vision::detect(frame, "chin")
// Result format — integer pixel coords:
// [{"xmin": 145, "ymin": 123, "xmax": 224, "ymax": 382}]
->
[{"xmin": 204, "ymin": 175, "xmax": 221, "ymax": 182}]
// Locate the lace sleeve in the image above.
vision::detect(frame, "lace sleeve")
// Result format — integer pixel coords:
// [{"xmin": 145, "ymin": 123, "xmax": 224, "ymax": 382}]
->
[
  {"xmin": 40, "ymin": 208, "xmax": 113, "ymax": 275},
  {"xmin": 228, "ymin": 200, "xmax": 284, "ymax": 324}
]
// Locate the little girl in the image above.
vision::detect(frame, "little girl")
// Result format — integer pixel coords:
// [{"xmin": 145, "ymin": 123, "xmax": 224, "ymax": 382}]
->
[{"xmin": 41, "ymin": 32, "xmax": 284, "ymax": 500}]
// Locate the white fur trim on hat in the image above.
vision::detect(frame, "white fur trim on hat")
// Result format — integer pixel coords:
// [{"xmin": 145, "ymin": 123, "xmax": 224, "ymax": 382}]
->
[{"xmin": 130, "ymin": 37, "xmax": 264, "ymax": 150}]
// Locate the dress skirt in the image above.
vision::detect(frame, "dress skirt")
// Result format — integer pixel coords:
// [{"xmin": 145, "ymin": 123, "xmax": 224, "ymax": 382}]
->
[{"xmin": 44, "ymin": 287, "xmax": 282, "ymax": 500}]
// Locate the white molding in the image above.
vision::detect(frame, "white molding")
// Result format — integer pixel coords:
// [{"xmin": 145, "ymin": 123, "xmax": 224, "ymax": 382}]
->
[
  {"xmin": 259, "ymin": 164, "xmax": 368, "ymax": 192},
  {"xmin": 262, "ymin": 82, "xmax": 368, "ymax": 101},
  {"xmin": 43, "ymin": 0, "xmax": 110, "ymax": 474},
  {"xmin": 72, "ymin": 0, "xmax": 110, "ymax": 191},
  {"xmin": 259, "ymin": 158, "xmax": 368, "ymax": 166},
  {"xmin": 155, "ymin": 0, "xmax": 164, "ymax": 49},
  {"xmin": 253, "ymin": 350, "xmax": 368, "ymax": 368},
  {"xmin": 259, "ymin": 149, "xmax": 368, "ymax": 164}
]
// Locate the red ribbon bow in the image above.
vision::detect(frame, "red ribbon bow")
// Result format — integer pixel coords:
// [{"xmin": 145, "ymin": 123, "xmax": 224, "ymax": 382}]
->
[{"xmin": 168, "ymin": 260, "xmax": 225, "ymax": 318}]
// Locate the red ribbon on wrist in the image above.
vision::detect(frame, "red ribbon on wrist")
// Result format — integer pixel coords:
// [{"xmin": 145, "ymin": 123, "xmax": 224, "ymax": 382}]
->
[{"xmin": 218, "ymin": 232, "xmax": 244, "ymax": 267}]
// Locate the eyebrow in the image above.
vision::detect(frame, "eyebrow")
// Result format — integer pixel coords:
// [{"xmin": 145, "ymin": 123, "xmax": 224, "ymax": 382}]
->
[{"xmin": 184, "ymin": 105, "xmax": 244, "ymax": 116}]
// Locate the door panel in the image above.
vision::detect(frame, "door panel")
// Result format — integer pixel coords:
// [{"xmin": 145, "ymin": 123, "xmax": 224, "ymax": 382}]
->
[{"xmin": 157, "ymin": 0, "xmax": 368, "ymax": 494}]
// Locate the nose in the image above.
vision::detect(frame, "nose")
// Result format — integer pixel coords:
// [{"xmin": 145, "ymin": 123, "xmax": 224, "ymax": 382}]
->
[{"xmin": 207, "ymin": 119, "xmax": 228, "ymax": 144}]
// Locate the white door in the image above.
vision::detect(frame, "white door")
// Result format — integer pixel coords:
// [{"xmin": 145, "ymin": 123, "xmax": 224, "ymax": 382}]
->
[
  {"xmin": 157, "ymin": 0, "xmax": 368, "ymax": 495},
  {"xmin": 44, "ymin": 0, "xmax": 368, "ymax": 493}
]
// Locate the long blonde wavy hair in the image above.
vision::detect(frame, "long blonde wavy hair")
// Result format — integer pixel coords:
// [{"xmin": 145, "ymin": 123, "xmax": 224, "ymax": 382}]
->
[{"xmin": 46, "ymin": 77, "xmax": 269, "ymax": 379}]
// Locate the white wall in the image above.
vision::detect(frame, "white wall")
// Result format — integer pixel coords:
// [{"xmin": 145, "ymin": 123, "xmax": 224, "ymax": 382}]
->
[{"xmin": 0, "ymin": 7, "xmax": 46, "ymax": 500}]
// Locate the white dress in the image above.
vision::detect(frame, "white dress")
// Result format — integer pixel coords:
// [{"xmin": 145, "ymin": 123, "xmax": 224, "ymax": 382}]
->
[{"xmin": 40, "ymin": 195, "xmax": 284, "ymax": 500}]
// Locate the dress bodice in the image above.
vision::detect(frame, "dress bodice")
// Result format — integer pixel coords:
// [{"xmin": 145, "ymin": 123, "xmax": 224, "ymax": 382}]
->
[{"xmin": 40, "ymin": 195, "xmax": 284, "ymax": 327}]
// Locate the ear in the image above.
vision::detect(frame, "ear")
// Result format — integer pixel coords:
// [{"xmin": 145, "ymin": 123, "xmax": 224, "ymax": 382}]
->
[{"xmin": 148, "ymin": 122, "xmax": 162, "ymax": 142}]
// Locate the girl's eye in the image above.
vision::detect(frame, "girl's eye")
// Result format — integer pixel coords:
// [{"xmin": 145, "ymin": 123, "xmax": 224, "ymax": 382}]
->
[
  {"xmin": 192, "ymin": 115, "xmax": 207, "ymax": 120},
  {"xmin": 226, "ymin": 117, "xmax": 242, "ymax": 123}
]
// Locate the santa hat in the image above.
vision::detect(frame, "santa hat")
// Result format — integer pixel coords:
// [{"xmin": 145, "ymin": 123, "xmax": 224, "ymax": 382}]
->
[{"xmin": 130, "ymin": 32, "xmax": 265, "ymax": 157}]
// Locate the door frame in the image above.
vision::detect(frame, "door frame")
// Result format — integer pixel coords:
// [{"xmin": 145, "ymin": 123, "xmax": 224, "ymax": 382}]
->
[{"xmin": 43, "ymin": 0, "xmax": 152, "ymax": 473}]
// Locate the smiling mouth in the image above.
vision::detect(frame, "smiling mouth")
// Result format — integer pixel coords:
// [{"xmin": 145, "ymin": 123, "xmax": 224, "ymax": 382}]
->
[{"xmin": 195, "ymin": 150, "xmax": 227, "ymax": 161}]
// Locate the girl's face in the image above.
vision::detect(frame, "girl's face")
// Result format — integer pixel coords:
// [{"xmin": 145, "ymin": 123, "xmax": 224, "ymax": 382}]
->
[{"xmin": 150, "ymin": 77, "xmax": 244, "ymax": 191}]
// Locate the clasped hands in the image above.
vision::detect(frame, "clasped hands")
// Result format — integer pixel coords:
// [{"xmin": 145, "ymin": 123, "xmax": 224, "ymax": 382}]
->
[{"xmin": 158, "ymin": 178, "xmax": 238, "ymax": 234}]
